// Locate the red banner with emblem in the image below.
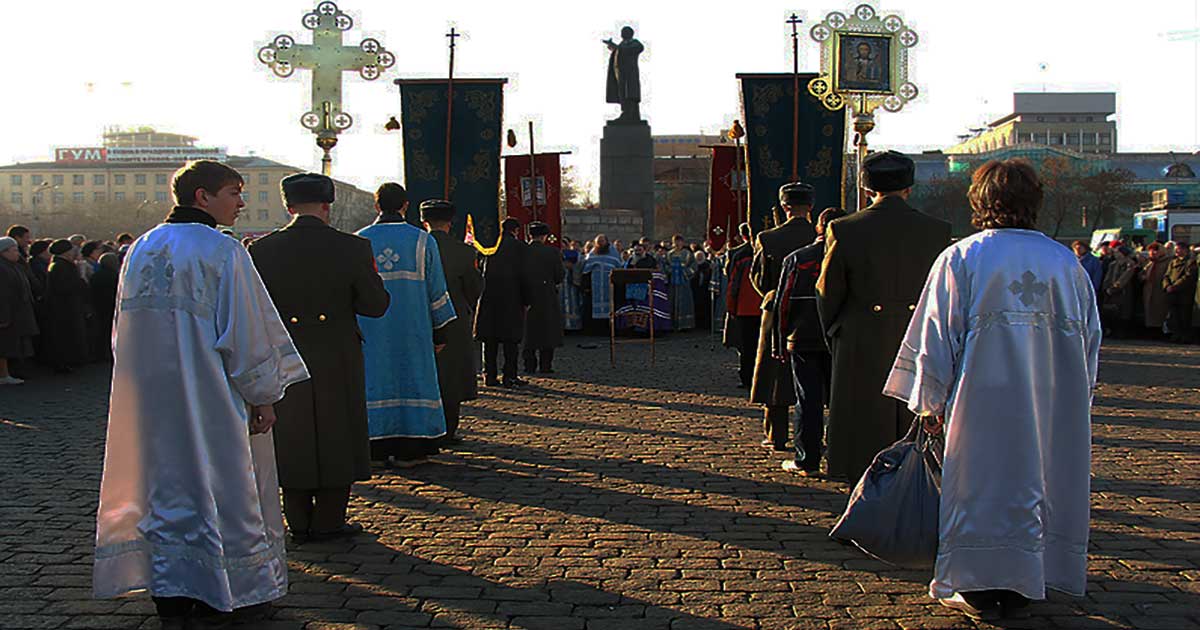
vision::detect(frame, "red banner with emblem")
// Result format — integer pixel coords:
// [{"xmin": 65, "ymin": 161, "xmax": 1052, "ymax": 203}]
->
[
  {"xmin": 504, "ymin": 153, "xmax": 563, "ymax": 247},
  {"xmin": 706, "ymin": 145, "xmax": 747, "ymax": 251}
]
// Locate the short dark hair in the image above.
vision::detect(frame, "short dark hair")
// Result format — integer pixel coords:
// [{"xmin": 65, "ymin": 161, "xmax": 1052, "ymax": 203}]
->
[
  {"xmin": 6, "ymin": 225, "xmax": 29, "ymax": 239},
  {"xmin": 81, "ymin": 240, "xmax": 103, "ymax": 257},
  {"xmin": 738, "ymin": 223, "xmax": 752, "ymax": 239},
  {"xmin": 116, "ymin": 232, "xmax": 134, "ymax": 244},
  {"xmin": 1070, "ymin": 240, "xmax": 1089, "ymax": 250},
  {"xmin": 968, "ymin": 159, "xmax": 1042, "ymax": 231},
  {"xmin": 172, "ymin": 160, "xmax": 244, "ymax": 207},
  {"xmin": 817, "ymin": 207, "xmax": 846, "ymax": 229},
  {"xmin": 375, "ymin": 183, "xmax": 407, "ymax": 212}
]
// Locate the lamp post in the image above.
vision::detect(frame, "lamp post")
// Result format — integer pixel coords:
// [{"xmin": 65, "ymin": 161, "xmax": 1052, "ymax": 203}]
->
[{"xmin": 33, "ymin": 182, "xmax": 60, "ymax": 233}]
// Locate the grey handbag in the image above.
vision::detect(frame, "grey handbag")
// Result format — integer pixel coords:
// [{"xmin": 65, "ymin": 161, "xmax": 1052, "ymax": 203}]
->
[{"xmin": 829, "ymin": 415, "xmax": 944, "ymax": 569}]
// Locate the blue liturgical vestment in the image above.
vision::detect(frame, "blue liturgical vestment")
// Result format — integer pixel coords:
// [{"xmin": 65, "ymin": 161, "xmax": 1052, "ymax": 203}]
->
[{"xmin": 357, "ymin": 221, "xmax": 456, "ymax": 440}]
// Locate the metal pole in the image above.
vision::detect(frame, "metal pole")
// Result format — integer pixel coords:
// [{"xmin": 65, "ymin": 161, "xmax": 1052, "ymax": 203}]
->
[
  {"xmin": 528, "ymin": 120, "xmax": 538, "ymax": 223},
  {"xmin": 788, "ymin": 14, "xmax": 803, "ymax": 181},
  {"xmin": 443, "ymin": 27, "xmax": 459, "ymax": 200}
]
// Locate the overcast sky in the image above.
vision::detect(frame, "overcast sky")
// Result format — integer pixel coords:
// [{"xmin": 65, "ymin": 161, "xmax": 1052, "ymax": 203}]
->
[{"xmin": 2, "ymin": 0, "xmax": 1197, "ymax": 193}]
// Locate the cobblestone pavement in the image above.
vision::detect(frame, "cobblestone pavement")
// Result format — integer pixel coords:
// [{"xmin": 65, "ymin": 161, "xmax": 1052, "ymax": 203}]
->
[{"xmin": 1, "ymin": 334, "xmax": 1198, "ymax": 630}]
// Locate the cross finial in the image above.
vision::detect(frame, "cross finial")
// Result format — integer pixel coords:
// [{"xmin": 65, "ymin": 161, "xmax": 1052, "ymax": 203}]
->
[
  {"xmin": 787, "ymin": 13, "xmax": 803, "ymax": 35},
  {"xmin": 447, "ymin": 27, "xmax": 461, "ymax": 50}
]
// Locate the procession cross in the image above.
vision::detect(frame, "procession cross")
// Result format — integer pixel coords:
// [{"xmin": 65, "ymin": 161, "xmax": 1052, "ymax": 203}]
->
[
  {"xmin": 787, "ymin": 13, "xmax": 804, "ymax": 181},
  {"xmin": 258, "ymin": 1, "xmax": 395, "ymax": 175}
]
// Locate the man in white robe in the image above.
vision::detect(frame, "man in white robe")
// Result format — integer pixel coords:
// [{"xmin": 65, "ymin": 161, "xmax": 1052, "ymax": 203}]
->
[
  {"xmin": 94, "ymin": 160, "xmax": 309, "ymax": 627},
  {"xmin": 883, "ymin": 226, "xmax": 1101, "ymax": 617}
]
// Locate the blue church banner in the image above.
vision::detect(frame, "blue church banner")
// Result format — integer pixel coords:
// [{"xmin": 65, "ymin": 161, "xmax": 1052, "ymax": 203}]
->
[
  {"xmin": 396, "ymin": 78, "xmax": 506, "ymax": 247},
  {"xmin": 737, "ymin": 73, "xmax": 846, "ymax": 231}
]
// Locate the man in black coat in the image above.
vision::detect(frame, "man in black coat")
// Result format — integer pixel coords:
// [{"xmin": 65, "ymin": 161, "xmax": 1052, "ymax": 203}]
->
[
  {"xmin": 723, "ymin": 224, "xmax": 757, "ymax": 388},
  {"xmin": 771, "ymin": 206, "xmax": 845, "ymax": 475},
  {"xmin": 249, "ymin": 173, "xmax": 390, "ymax": 543},
  {"xmin": 817, "ymin": 151, "xmax": 951, "ymax": 481},
  {"xmin": 45, "ymin": 239, "xmax": 88, "ymax": 373},
  {"xmin": 522, "ymin": 222, "xmax": 565, "ymax": 373},
  {"xmin": 474, "ymin": 218, "xmax": 529, "ymax": 387},
  {"xmin": 750, "ymin": 183, "xmax": 817, "ymax": 451}
]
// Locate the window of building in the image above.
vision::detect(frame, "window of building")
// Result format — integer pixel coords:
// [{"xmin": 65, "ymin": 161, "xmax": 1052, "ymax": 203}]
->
[
  {"xmin": 135, "ymin": 174, "xmax": 147, "ymax": 185},
  {"xmin": 258, "ymin": 191, "xmax": 268, "ymax": 202},
  {"xmin": 10, "ymin": 175, "xmax": 21, "ymax": 185},
  {"xmin": 1049, "ymin": 134, "xmax": 1062, "ymax": 145},
  {"xmin": 10, "ymin": 192, "xmax": 21, "ymax": 204},
  {"xmin": 52, "ymin": 174, "xmax": 63, "ymax": 186},
  {"xmin": 53, "ymin": 192, "xmax": 63, "ymax": 204},
  {"xmin": 259, "ymin": 173, "xmax": 269, "ymax": 185},
  {"xmin": 114, "ymin": 191, "xmax": 126, "ymax": 201},
  {"xmin": 258, "ymin": 209, "xmax": 270, "ymax": 221},
  {"xmin": 1036, "ymin": 116, "xmax": 1044, "ymax": 122},
  {"xmin": 155, "ymin": 191, "xmax": 169, "ymax": 202},
  {"xmin": 156, "ymin": 174, "xmax": 168, "ymax": 185},
  {"xmin": 73, "ymin": 174, "xmax": 84, "ymax": 185},
  {"xmin": 136, "ymin": 192, "xmax": 147, "ymax": 201},
  {"xmin": 114, "ymin": 174, "xmax": 126, "ymax": 185},
  {"xmin": 73, "ymin": 192, "xmax": 84, "ymax": 203},
  {"xmin": 1083, "ymin": 134, "xmax": 1096, "ymax": 145},
  {"xmin": 94, "ymin": 192, "xmax": 106, "ymax": 202},
  {"xmin": 1086, "ymin": 116, "xmax": 1094, "ymax": 122},
  {"xmin": 31, "ymin": 193, "xmax": 42, "ymax": 206},
  {"xmin": 94, "ymin": 174, "xmax": 105, "ymax": 185},
  {"xmin": 31, "ymin": 174, "xmax": 43, "ymax": 185}
]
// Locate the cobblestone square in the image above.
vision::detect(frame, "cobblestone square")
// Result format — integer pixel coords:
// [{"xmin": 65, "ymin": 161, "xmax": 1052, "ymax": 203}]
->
[{"xmin": 1, "ymin": 333, "xmax": 1197, "ymax": 629}]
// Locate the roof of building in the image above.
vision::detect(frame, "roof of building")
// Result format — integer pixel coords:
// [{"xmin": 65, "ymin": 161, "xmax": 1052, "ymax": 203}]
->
[{"xmin": 0, "ymin": 155, "xmax": 297, "ymax": 171}]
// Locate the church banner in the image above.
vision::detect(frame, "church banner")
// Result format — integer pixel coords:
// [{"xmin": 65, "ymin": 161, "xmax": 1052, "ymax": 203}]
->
[
  {"xmin": 396, "ymin": 78, "xmax": 507, "ymax": 247},
  {"xmin": 705, "ymin": 145, "xmax": 747, "ymax": 251},
  {"xmin": 503, "ymin": 152, "xmax": 564, "ymax": 246},
  {"xmin": 736, "ymin": 73, "xmax": 846, "ymax": 232}
]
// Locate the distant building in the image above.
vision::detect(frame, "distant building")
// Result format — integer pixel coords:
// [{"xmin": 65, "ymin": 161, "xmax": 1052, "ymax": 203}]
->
[
  {"xmin": 652, "ymin": 134, "xmax": 724, "ymax": 240},
  {"xmin": 0, "ymin": 127, "xmax": 375, "ymax": 236},
  {"xmin": 948, "ymin": 92, "xmax": 1117, "ymax": 155}
]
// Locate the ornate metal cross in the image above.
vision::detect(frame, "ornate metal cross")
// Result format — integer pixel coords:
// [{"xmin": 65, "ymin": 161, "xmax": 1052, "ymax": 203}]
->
[{"xmin": 258, "ymin": 1, "xmax": 395, "ymax": 175}]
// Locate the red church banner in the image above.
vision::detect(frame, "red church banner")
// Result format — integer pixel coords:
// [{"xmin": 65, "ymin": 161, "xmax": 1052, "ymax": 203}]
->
[
  {"xmin": 706, "ymin": 145, "xmax": 747, "ymax": 251},
  {"xmin": 503, "ymin": 153, "xmax": 564, "ymax": 246}
]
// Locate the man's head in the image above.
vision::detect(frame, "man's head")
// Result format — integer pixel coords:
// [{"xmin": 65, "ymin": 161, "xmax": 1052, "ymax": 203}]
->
[
  {"xmin": 6, "ymin": 225, "xmax": 31, "ymax": 249},
  {"xmin": 1177, "ymin": 242, "xmax": 1191, "ymax": 257},
  {"xmin": 816, "ymin": 207, "xmax": 846, "ymax": 236},
  {"xmin": 862, "ymin": 150, "xmax": 915, "ymax": 201},
  {"xmin": 595, "ymin": 233, "xmax": 609, "ymax": 250},
  {"xmin": 29, "ymin": 239, "xmax": 50, "ymax": 261},
  {"xmin": 778, "ymin": 182, "xmax": 815, "ymax": 219},
  {"xmin": 1071, "ymin": 240, "xmax": 1090, "ymax": 257},
  {"xmin": 115, "ymin": 232, "xmax": 134, "ymax": 246},
  {"xmin": 68, "ymin": 234, "xmax": 86, "ymax": 247},
  {"xmin": 502, "ymin": 217, "xmax": 522, "ymax": 236},
  {"xmin": 857, "ymin": 43, "xmax": 872, "ymax": 58},
  {"xmin": 632, "ymin": 242, "xmax": 646, "ymax": 256},
  {"xmin": 375, "ymin": 182, "xmax": 408, "ymax": 216},
  {"xmin": 672, "ymin": 234, "xmax": 686, "ymax": 248},
  {"xmin": 621, "ymin": 26, "xmax": 634, "ymax": 40},
  {"xmin": 281, "ymin": 172, "xmax": 336, "ymax": 224},
  {"xmin": 738, "ymin": 222, "xmax": 752, "ymax": 244},
  {"xmin": 49, "ymin": 239, "xmax": 75, "ymax": 260},
  {"xmin": 528, "ymin": 221, "xmax": 551, "ymax": 243},
  {"xmin": 172, "ymin": 160, "xmax": 245, "ymax": 226},
  {"xmin": 968, "ymin": 159, "xmax": 1042, "ymax": 231},
  {"xmin": 81, "ymin": 240, "xmax": 104, "ymax": 261},
  {"xmin": 0, "ymin": 237, "xmax": 19, "ymax": 263},
  {"xmin": 695, "ymin": 250, "xmax": 707, "ymax": 263},
  {"xmin": 420, "ymin": 199, "xmax": 456, "ymax": 232}
]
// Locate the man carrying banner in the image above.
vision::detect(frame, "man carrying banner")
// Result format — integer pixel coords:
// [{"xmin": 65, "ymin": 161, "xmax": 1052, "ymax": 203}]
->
[
  {"xmin": 476, "ymin": 217, "xmax": 529, "ymax": 387},
  {"xmin": 522, "ymin": 221, "xmax": 565, "ymax": 373}
]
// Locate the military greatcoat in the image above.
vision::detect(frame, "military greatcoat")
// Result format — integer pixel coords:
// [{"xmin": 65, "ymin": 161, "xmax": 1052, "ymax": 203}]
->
[
  {"xmin": 523, "ymin": 241, "xmax": 565, "ymax": 350},
  {"xmin": 249, "ymin": 215, "xmax": 390, "ymax": 489},
  {"xmin": 474, "ymin": 236, "xmax": 529, "ymax": 343},
  {"xmin": 816, "ymin": 195, "xmax": 950, "ymax": 480},
  {"xmin": 749, "ymin": 217, "xmax": 817, "ymax": 407},
  {"xmin": 430, "ymin": 229, "xmax": 482, "ymax": 405}
]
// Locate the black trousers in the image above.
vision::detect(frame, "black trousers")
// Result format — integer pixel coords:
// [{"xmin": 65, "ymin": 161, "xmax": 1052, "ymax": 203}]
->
[
  {"xmin": 443, "ymin": 398, "xmax": 461, "ymax": 440},
  {"xmin": 763, "ymin": 405, "xmax": 789, "ymax": 449},
  {"xmin": 789, "ymin": 351, "xmax": 828, "ymax": 471},
  {"xmin": 484, "ymin": 341, "xmax": 519, "ymax": 382},
  {"xmin": 522, "ymin": 347, "xmax": 555, "ymax": 372},
  {"xmin": 281, "ymin": 486, "xmax": 350, "ymax": 535},
  {"xmin": 736, "ymin": 315, "xmax": 759, "ymax": 387}
]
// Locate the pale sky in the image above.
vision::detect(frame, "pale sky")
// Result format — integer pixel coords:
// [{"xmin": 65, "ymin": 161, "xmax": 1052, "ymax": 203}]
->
[{"xmin": 2, "ymin": 0, "xmax": 1197, "ymax": 194}]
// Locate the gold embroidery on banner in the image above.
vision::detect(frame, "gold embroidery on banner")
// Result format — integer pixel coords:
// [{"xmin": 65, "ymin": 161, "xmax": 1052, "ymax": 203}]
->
[
  {"xmin": 806, "ymin": 146, "xmax": 833, "ymax": 179},
  {"xmin": 463, "ymin": 90, "xmax": 498, "ymax": 122},
  {"xmin": 757, "ymin": 145, "xmax": 784, "ymax": 179},
  {"xmin": 462, "ymin": 150, "xmax": 492, "ymax": 183},
  {"xmin": 751, "ymin": 84, "xmax": 786, "ymax": 118},
  {"xmin": 408, "ymin": 146, "xmax": 439, "ymax": 182},
  {"xmin": 404, "ymin": 90, "xmax": 439, "ymax": 126}
]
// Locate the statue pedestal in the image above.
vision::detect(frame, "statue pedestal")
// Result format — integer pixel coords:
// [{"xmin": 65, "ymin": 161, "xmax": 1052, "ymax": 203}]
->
[{"xmin": 599, "ymin": 119, "xmax": 654, "ymax": 238}]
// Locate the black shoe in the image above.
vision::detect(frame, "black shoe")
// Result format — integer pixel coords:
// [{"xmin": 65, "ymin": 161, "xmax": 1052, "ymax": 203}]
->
[
  {"xmin": 996, "ymin": 590, "xmax": 1031, "ymax": 618},
  {"xmin": 310, "ymin": 522, "xmax": 364, "ymax": 541},
  {"xmin": 782, "ymin": 460, "xmax": 822, "ymax": 477},
  {"xmin": 485, "ymin": 377, "xmax": 501, "ymax": 386},
  {"xmin": 503, "ymin": 378, "xmax": 528, "ymax": 388},
  {"xmin": 538, "ymin": 368, "xmax": 555, "ymax": 374}
]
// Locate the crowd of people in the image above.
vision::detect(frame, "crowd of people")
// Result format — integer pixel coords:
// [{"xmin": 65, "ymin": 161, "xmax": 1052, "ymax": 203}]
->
[
  {"xmin": 0, "ymin": 151, "xmax": 1167, "ymax": 626},
  {"xmin": 1079, "ymin": 238, "xmax": 1200, "ymax": 342}
]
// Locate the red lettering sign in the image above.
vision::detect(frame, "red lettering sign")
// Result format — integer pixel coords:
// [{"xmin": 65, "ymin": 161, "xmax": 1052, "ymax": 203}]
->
[{"xmin": 54, "ymin": 147, "xmax": 107, "ymax": 163}]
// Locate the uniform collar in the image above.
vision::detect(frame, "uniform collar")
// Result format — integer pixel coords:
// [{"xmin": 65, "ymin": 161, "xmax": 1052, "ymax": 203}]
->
[{"xmin": 164, "ymin": 206, "xmax": 218, "ymax": 228}]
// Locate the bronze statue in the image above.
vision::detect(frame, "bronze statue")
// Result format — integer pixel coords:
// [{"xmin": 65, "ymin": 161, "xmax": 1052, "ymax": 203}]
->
[{"xmin": 604, "ymin": 26, "xmax": 644, "ymax": 123}]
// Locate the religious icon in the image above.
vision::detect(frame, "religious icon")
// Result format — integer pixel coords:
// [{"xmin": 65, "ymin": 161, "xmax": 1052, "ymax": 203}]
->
[{"xmin": 835, "ymin": 34, "xmax": 891, "ymax": 93}]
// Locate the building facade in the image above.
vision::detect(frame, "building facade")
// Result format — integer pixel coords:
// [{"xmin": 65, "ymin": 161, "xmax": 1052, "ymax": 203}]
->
[
  {"xmin": 0, "ymin": 127, "xmax": 376, "ymax": 238},
  {"xmin": 948, "ymin": 92, "xmax": 1117, "ymax": 155}
]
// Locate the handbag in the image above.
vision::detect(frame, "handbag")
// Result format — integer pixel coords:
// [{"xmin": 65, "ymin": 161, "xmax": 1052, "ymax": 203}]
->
[{"xmin": 829, "ymin": 415, "xmax": 944, "ymax": 569}]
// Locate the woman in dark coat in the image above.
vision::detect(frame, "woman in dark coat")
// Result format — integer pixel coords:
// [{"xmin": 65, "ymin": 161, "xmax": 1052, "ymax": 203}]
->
[
  {"xmin": 0, "ymin": 237, "xmax": 39, "ymax": 384},
  {"xmin": 90, "ymin": 253, "xmax": 121, "ymax": 362},
  {"xmin": 44, "ymin": 239, "xmax": 89, "ymax": 372}
]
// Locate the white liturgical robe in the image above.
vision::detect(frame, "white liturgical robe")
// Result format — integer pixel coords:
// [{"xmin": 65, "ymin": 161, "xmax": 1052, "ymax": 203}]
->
[
  {"xmin": 94, "ymin": 222, "xmax": 309, "ymax": 611},
  {"xmin": 883, "ymin": 229, "xmax": 1101, "ymax": 601}
]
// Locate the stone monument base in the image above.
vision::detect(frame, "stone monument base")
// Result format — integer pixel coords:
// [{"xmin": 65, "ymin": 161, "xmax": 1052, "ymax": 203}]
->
[{"xmin": 599, "ymin": 119, "xmax": 654, "ymax": 238}]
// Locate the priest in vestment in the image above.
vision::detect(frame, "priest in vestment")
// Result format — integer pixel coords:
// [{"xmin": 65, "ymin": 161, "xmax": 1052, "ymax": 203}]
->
[
  {"xmin": 357, "ymin": 184, "xmax": 456, "ymax": 467},
  {"xmin": 580, "ymin": 235, "xmax": 622, "ymax": 334},
  {"xmin": 94, "ymin": 161, "xmax": 309, "ymax": 627},
  {"xmin": 883, "ymin": 159, "xmax": 1100, "ymax": 621}
]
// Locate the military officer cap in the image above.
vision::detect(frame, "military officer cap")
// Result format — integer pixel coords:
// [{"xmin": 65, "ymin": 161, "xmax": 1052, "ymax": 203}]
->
[
  {"xmin": 419, "ymin": 199, "xmax": 456, "ymax": 222},
  {"xmin": 862, "ymin": 150, "xmax": 915, "ymax": 193},
  {"xmin": 528, "ymin": 221, "xmax": 551, "ymax": 237},
  {"xmin": 502, "ymin": 217, "xmax": 522, "ymax": 233},
  {"xmin": 778, "ymin": 182, "xmax": 815, "ymax": 207},
  {"xmin": 280, "ymin": 172, "xmax": 335, "ymax": 207}
]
